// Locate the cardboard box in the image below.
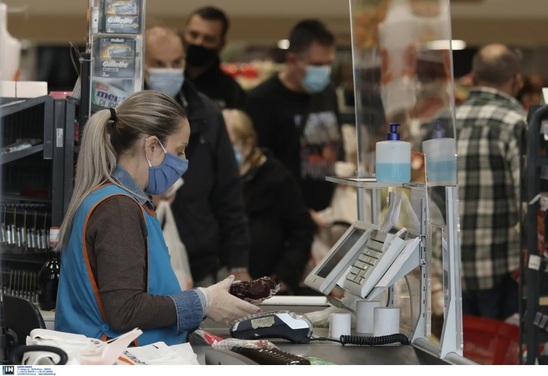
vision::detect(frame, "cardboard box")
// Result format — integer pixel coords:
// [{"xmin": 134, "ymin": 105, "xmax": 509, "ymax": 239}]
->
[
  {"xmin": 0, "ymin": 81, "xmax": 16, "ymax": 97},
  {"xmin": 16, "ymin": 81, "xmax": 48, "ymax": 98}
]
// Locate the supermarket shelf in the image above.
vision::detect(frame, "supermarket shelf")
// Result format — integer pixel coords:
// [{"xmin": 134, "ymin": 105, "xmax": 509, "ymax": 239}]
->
[
  {"xmin": 0, "ymin": 96, "xmax": 51, "ymax": 117},
  {"xmin": 0, "ymin": 144, "xmax": 44, "ymax": 165}
]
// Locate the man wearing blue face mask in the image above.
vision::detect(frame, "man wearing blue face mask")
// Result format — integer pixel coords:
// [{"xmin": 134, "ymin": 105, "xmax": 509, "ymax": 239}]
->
[
  {"xmin": 244, "ymin": 19, "xmax": 344, "ymax": 219},
  {"xmin": 145, "ymin": 26, "xmax": 252, "ymax": 287}
]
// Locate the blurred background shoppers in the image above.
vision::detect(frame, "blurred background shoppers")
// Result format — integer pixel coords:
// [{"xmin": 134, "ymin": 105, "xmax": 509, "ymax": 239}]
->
[{"xmin": 516, "ymin": 73, "xmax": 546, "ymax": 112}]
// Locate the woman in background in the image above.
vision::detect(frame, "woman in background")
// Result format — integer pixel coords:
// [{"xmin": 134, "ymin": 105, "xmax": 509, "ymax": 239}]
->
[{"xmin": 223, "ymin": 109, "xmax": 316, "ymax": 295}]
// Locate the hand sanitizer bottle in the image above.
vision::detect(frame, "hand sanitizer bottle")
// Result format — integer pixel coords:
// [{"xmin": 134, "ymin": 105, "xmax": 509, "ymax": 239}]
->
[
  {"xmin": 422, "ymin": 121, "xmax": 457, "ymax": 186},
  {"xmin": 375, "ymin": 123, "xmax": 411, "ymax": 183}
]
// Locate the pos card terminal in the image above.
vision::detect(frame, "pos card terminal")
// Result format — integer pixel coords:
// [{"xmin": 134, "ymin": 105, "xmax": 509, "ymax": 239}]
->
[{"xmin": 230, "ymin": 311, "xmax": 313, "ymax": 343}]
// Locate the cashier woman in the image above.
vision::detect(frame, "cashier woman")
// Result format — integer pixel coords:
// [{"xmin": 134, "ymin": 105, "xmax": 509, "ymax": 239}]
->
[{"xmin": 53, "ymin": 90, "xmax": 261, "ymax": 346}]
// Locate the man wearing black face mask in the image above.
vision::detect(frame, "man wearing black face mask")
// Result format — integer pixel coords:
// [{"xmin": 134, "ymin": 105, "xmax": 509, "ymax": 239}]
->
[{"xmin": 183, "ymin": 6, "xmax": 246, "ymax": 110}]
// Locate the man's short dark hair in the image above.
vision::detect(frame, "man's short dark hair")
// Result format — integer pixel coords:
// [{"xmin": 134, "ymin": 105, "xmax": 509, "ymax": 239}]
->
[
  {"xmin": 187, "ymin": 6, "xmax": 230, "ymax": 38},
  {"xmin": 287, "ymin": 19, "xmax": 335, "ymax": 54}
]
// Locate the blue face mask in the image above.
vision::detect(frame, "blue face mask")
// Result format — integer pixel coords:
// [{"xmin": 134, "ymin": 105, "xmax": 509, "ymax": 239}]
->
[
  {"xmin": 301, "ymin": 65, "xmax": 332, "ymax": 94},
  {"xmin": 233, "ymin": 145, "xmax": 244, "ymax": 167},
  {"xmin": 146, "ymin": 68, "xmax": 184, "ymax": 97},
  {"xmin": 145, "ymin": 141, "xmax": 189, "ymax": 195}
]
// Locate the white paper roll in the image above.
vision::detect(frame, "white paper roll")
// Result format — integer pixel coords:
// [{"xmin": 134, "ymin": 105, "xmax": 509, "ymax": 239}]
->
[
  {"xmin": 356, "ymin": 300, "xmax": 381, "ymax": 335},
  {"xmin": 329, "ymin": 312, "xmax": 351, "ymax": 340},
  {"xmin": 373, "ymin": 307, "xmax": 400, "ymax": 336}
]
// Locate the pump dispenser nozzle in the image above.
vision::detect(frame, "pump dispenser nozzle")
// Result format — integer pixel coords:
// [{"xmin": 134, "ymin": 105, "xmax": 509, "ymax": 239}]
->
[
  {"xmin": 387, "ymin": 123, "xmax": 401, "ymax": 140},
  {"xmin": 433, "ymin": 121, "xmax": 445, "ymax": 138}
]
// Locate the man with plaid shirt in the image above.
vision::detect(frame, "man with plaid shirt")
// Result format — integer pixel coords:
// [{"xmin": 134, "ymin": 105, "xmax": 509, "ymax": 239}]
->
[{"xmin": 456, "ymin": 43, "xmax": 526, "ymax": 320}]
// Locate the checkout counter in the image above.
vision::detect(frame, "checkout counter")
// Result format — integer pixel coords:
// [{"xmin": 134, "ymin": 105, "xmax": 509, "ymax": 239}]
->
[
  {"xmin": 28, "ymin": 182, "xmax": 471, "ymax": 366},
  {"xmin": 30, "ymin": 188, "xmax": 471, "ymax": 366},
  {"xmin": 190, "ymin": 179, "xmax": 472, "ymax": 366},
  {"xmin": 191, "ymin": 294, "xmax": 473, "ymax": 365},
  {"xmin": 35, "ymin": 297, "xmax": 462, "ymax": 366},
  {"xmin": 29, "ymin": 207, "xmax": 472, "ymax": 367}
]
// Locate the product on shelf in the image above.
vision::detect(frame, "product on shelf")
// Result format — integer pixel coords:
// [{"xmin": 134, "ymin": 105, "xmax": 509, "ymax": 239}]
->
[
  {"xmin": 94, "ymin": 37, "xmax": 136, "ymax": 78},
  {"xmin": 88, "ymin": 0, "xmax": 145, "ymax": 112},
  {"xmin": 101, "ymin": 0, "xmax": 142, "ymax": 34}
]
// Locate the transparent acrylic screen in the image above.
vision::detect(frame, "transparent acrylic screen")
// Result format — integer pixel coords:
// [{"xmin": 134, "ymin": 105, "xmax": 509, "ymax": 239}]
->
[{"xmin": 349, "ymin": 0, "xmax": 457, "ymax": 339}]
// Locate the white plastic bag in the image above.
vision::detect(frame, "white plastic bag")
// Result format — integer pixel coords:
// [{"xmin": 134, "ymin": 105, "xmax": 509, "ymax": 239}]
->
[
  {"xmin": 24, "ymin": 328, "xmax": 199, "ymax": 365},
  {"xmin": 24, "ymin": 328, "xmax": 142, "ymax": 365},
  {"xmin": 156, "ymin": 200, "xmax": 193, "ymax": 290}
]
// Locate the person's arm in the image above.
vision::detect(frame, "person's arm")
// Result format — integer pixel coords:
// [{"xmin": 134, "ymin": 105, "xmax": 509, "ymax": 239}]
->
[
  {"xmin": 209, "ymin": 111, "xmax": 251, "ymax": 278},
  {"xmin": 87, "ymin": 196, "xmax": 204, "ymax": 333}
]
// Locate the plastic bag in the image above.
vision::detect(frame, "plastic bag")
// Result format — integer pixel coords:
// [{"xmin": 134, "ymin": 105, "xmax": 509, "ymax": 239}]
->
[
  {"xmin": 24, "ymin": 328, "xmax": 142, "ymax": 365},
  {"xmin": 156, "ymin": 200, "xmax": 193, "ymax": 290}
]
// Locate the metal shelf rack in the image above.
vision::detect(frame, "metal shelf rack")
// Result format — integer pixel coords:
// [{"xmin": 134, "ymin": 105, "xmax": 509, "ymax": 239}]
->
[
  {"xmin": 0, "ymin": 94, "xmax": 77, "ymax": 300},
  {"xmin": 523, "ymin": 104, "xmax": 548, "ymax": 364}
]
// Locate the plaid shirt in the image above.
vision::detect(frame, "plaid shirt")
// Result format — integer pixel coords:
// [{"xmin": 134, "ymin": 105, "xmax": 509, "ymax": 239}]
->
[{"xmin": 455, "ymin": 87, "xmax": 526, "ymax": 291}]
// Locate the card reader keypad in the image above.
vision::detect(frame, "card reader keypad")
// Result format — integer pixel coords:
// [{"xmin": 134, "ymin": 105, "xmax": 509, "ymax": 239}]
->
[{"xmin": 346, "ymin": 234, "xmax": 385, "ymax": 285}]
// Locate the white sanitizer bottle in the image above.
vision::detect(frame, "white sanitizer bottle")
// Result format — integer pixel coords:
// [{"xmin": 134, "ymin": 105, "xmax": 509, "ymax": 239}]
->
[
  {"xmin": 422, "ymin": 121, "xmax": 457, "ymax": 186},
  {"xmin": 375, "ymin": 123, "xmax": 411, "ymax": 183}
]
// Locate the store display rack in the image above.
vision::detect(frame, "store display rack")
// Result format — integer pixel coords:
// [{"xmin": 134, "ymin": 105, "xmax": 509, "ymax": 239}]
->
[
  {"xmin": 522, "ymin": 103, "xmax": 548, "ymax": 364},
  {"xmin": 86, "ymin": 0, "xmax": 146, "ymax": 115},
  {"xmin": 0, "ymin": 95, "xmax": 77, "ymax": 302}
]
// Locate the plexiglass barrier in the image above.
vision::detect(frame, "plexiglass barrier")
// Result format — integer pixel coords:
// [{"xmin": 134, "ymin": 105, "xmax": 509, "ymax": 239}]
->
[{"xmin": 347, "ymin": 0, "xmax": 462, "ymax": 358}]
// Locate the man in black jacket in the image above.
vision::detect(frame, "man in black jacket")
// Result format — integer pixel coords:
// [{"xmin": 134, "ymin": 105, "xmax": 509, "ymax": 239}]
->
[
  {"xmin": 145, "ymin": 26, "xmax": 251, "ymax": 286},
  {"xmin": 182, "ymin": 6, "xmax": 246, "ymax": 110}
]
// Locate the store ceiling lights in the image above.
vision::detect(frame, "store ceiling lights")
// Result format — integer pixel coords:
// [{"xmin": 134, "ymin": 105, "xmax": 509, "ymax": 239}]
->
[
  {"xmin": 277, "ymin": 39, "xmax": 290, "ymax": 50},
  {"xmin": 428, "ymin": 39, "xmax": 467, "ymax": 50},
  {"xmin": 278, "ymin": 38, "xmax": 466, "ymax": 51}
]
